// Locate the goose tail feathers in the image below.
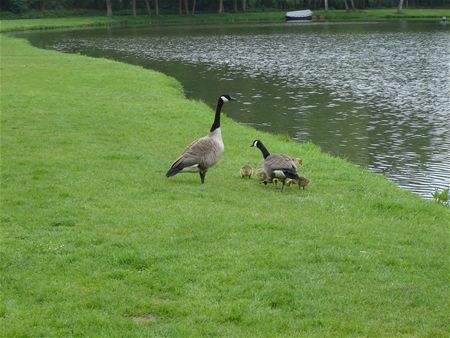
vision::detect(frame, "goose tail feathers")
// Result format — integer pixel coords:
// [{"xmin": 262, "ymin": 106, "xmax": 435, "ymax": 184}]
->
[
  {"xmin": 277, "ymin": 168, "xmax": 300, "ymax": 180},
  {"xmin": 166, "ymin": 157, "xmax": 200, "ymax": 177},
  {"xmin": 166, "ymin": 165, "xmax": 182, "ymax": 177},
  {"xmin": 166, "ymin": 157, "xmax": 184, "ymax": 177}
]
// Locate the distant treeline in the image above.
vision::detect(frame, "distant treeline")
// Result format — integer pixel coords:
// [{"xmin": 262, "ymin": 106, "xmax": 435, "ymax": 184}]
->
[{"xmin": 1, "ymin": 0, "xmax": 448, "ymax": 15}]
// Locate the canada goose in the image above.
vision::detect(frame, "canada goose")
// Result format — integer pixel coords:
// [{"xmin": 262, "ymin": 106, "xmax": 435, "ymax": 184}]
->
[
  {"xmin": 250, "ymin": 139, "xmax": 300, "ymax": 191},
  {"xmin": 240, "ymin": 164, "xmax": 253, "ymax": 179},
  {"xmin": 166, "ymin": 94, "xmax": 236, "ymax": 184}
]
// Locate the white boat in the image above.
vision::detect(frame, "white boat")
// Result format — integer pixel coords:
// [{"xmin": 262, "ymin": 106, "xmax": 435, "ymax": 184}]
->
[{"xmin": 285, "ymin": 10, "xmax": 313, "ymax": 21}]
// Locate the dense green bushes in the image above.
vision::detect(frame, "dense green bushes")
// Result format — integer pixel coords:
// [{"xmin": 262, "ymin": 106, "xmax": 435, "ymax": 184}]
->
[{"xmin": 1, "ymin": 0, "xmax": 449, "ymax": 16}]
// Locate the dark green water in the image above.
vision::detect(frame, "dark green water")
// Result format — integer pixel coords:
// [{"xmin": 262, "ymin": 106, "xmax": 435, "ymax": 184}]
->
[{"xmin": 20, "ymin": 21, "xmax": 450, "ymax": 198}]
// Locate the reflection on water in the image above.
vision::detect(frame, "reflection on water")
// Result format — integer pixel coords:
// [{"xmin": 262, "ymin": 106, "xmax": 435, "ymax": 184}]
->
[{"xmin": 22, "ymin": 22, "xmax": 450, "ymax": 198}]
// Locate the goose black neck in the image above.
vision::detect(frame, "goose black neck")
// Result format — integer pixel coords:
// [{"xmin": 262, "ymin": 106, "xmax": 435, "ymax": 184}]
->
[
  {"xmin": 210, "ymin": 99, "xmax": 223, "ymax": 132},
  {"xmin": 257, "ymin": 142, "xmax": 271, "ymax": 159}
]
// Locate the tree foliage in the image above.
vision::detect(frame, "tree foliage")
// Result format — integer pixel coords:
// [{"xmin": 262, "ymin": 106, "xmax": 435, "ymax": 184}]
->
[{"xmin": 1, "ymin": 0, "xmax": 448, "ymax": 14}]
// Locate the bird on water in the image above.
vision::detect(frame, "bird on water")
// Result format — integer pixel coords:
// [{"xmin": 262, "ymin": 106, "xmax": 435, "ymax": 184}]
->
[
  {"xmin": 166, "ymin": 94, "xmax": 236, "ymax": 184},
  {"xmin": 250, "ymin": 139, "xmax": 301, "ymax": 191}
]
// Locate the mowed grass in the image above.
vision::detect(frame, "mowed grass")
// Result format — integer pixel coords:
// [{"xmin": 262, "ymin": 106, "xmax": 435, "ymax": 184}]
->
[
  {"xmin": 314, "ymin": 8, "xmax": 450, "ymax": 20},
  {"xmin": 1, "ymin": 34, "xmax": 449, "ymax": 336},
  {"xmin": 0, "ymin": 12, "xmax": 286, "ymax": 32}
]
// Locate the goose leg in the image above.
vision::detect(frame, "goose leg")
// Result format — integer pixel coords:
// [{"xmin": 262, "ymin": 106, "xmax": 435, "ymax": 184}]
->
[
  {"xmin": 261, "ymin": 178, "xmax": 272, "ymax": 185},
  {"xmin": 281, "ymin": 180, "xmax": 285, "ymax": 192},
  {"xmin": 199, "ymin": 171, "xmax": 206, "ymax": 184}
]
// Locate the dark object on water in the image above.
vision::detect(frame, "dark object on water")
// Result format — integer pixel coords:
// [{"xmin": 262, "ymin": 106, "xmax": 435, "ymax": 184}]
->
[
  {"xmin": 440, "ymin": 16, "xmax": 448, "ymax": 26},
  {"xmin": 285, "ymin": 10, "xmax": 313, "ymax": 22}
]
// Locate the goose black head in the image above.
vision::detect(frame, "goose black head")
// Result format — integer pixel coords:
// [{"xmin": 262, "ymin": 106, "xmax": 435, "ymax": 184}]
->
[
  {"xmin": 250, "ymin": 139, "xmax": 270, "ymax": 158},
  {"xmin": 220, "ymin": 94, "xmax": 237, "ymax": 103},
  {"xmin": 250, "ymin": 140, "xmax": 261, "ymax": 148}
]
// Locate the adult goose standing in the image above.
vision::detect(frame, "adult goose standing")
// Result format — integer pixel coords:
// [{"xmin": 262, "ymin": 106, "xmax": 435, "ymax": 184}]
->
[
  {"xmin": 250, "ymin": 139, "xmax": 300, "ymax": 191},
  {"xmin": 166, "ymin": 94, "xmax": 236, "ymax": 184}
]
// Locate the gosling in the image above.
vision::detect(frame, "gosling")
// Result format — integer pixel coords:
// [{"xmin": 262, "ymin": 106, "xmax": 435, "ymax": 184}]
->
[
  {"xmin": 286, "ymin": 176, "xmax": 310, "ymax": 189},
  {"xmin": 255, "ymin": 167, "xmax": 267, "ymax": 181},
  {"xmin": 292, "ymin": 157, "xmax": 303, "ymax": 167},
  {"xmin": 240, "ymin": 165, "xmax": 253, "ymax": 179}
]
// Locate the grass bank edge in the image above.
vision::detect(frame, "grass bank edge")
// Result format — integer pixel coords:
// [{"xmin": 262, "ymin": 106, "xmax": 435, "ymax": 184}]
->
[
  {"xmin": 1, "ymin": 30, "xmax": 448, "ymax": 221},
  {"xmin": 2, "ymin": 9, "xmax": 450, "ymax": 32},
  {"xmin": 1, "ymin": 33, "xmax": 449, "ymax": 336}
]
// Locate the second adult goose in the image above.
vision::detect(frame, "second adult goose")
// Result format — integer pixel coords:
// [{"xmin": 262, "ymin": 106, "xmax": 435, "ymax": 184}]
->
[
  {"xmin": 166, "ymin": 94, "xmax": 236, "ymax": 184},
  {"xmin": 251, "ymin": 139, "xmax": 300, "ymax": 191}
]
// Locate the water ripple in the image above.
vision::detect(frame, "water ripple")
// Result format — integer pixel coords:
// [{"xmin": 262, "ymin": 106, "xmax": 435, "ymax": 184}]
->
[{"xmin": 45, "ymin": 22, "xmax": 450, "ymax": 198}]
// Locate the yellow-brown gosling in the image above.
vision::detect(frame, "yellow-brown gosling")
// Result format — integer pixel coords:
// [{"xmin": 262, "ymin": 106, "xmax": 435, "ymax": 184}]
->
[
  {"xmin": 255, "ymin": 167, "xmax": 267, "ymax": 181},
  {"xmin": 292, "ymin": 157, "xmax": 303, "ymax": 167},
  {"xmin": 286, "ymin": 176, "xmax": 310, "ymax": 189},
  {"xmin": 285, "ymin": 178, "xmax": 295, "ymax": 187},
  {"xmin": 256, "ymin": 168, "xmax": 279, "ymax": 185},
  {"xmin": 240, "ymin": 164, "xmax": 253, "ymax": 179}
]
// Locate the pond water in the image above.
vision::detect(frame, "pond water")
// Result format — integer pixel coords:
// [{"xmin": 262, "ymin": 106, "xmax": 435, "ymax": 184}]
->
[{"xmin": 21, "ymin": 21, "xmax": 449, "ymax": 198}]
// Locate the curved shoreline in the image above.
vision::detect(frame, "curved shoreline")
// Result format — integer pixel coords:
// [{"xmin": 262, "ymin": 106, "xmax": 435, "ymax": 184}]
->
[{"xmin": 1, "ymin": 22, "xmax": 449, "ymax": 336}]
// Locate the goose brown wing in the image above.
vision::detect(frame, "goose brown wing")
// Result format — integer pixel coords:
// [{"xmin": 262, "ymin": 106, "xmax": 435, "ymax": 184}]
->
[
  {"xmin": 181, "ymin": 136, "xmax": 216, "ymax": 158},
  {"xmin": 166, "ymin": 136, "xmax": 215, "ymax": 176},
  {"xmin": 265, "ymin": 154, "xmax": 297, "ymax": 170},
  {"xmin": 264, "ymin": 154, "xmax": 299, "ymax": 179}
]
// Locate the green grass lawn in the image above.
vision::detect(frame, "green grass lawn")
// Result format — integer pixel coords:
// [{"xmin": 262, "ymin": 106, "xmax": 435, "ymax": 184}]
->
[
  {"xmin": 1, "ymin": 8, "xmax": 449, "ymax": 32},
  {"xmin": 1, "ymin": 26, "xmax": 449, "ymax": 336},
  {"xmin": 0, "ymin": 12, "xmax": 285, "ymax": 32}
]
